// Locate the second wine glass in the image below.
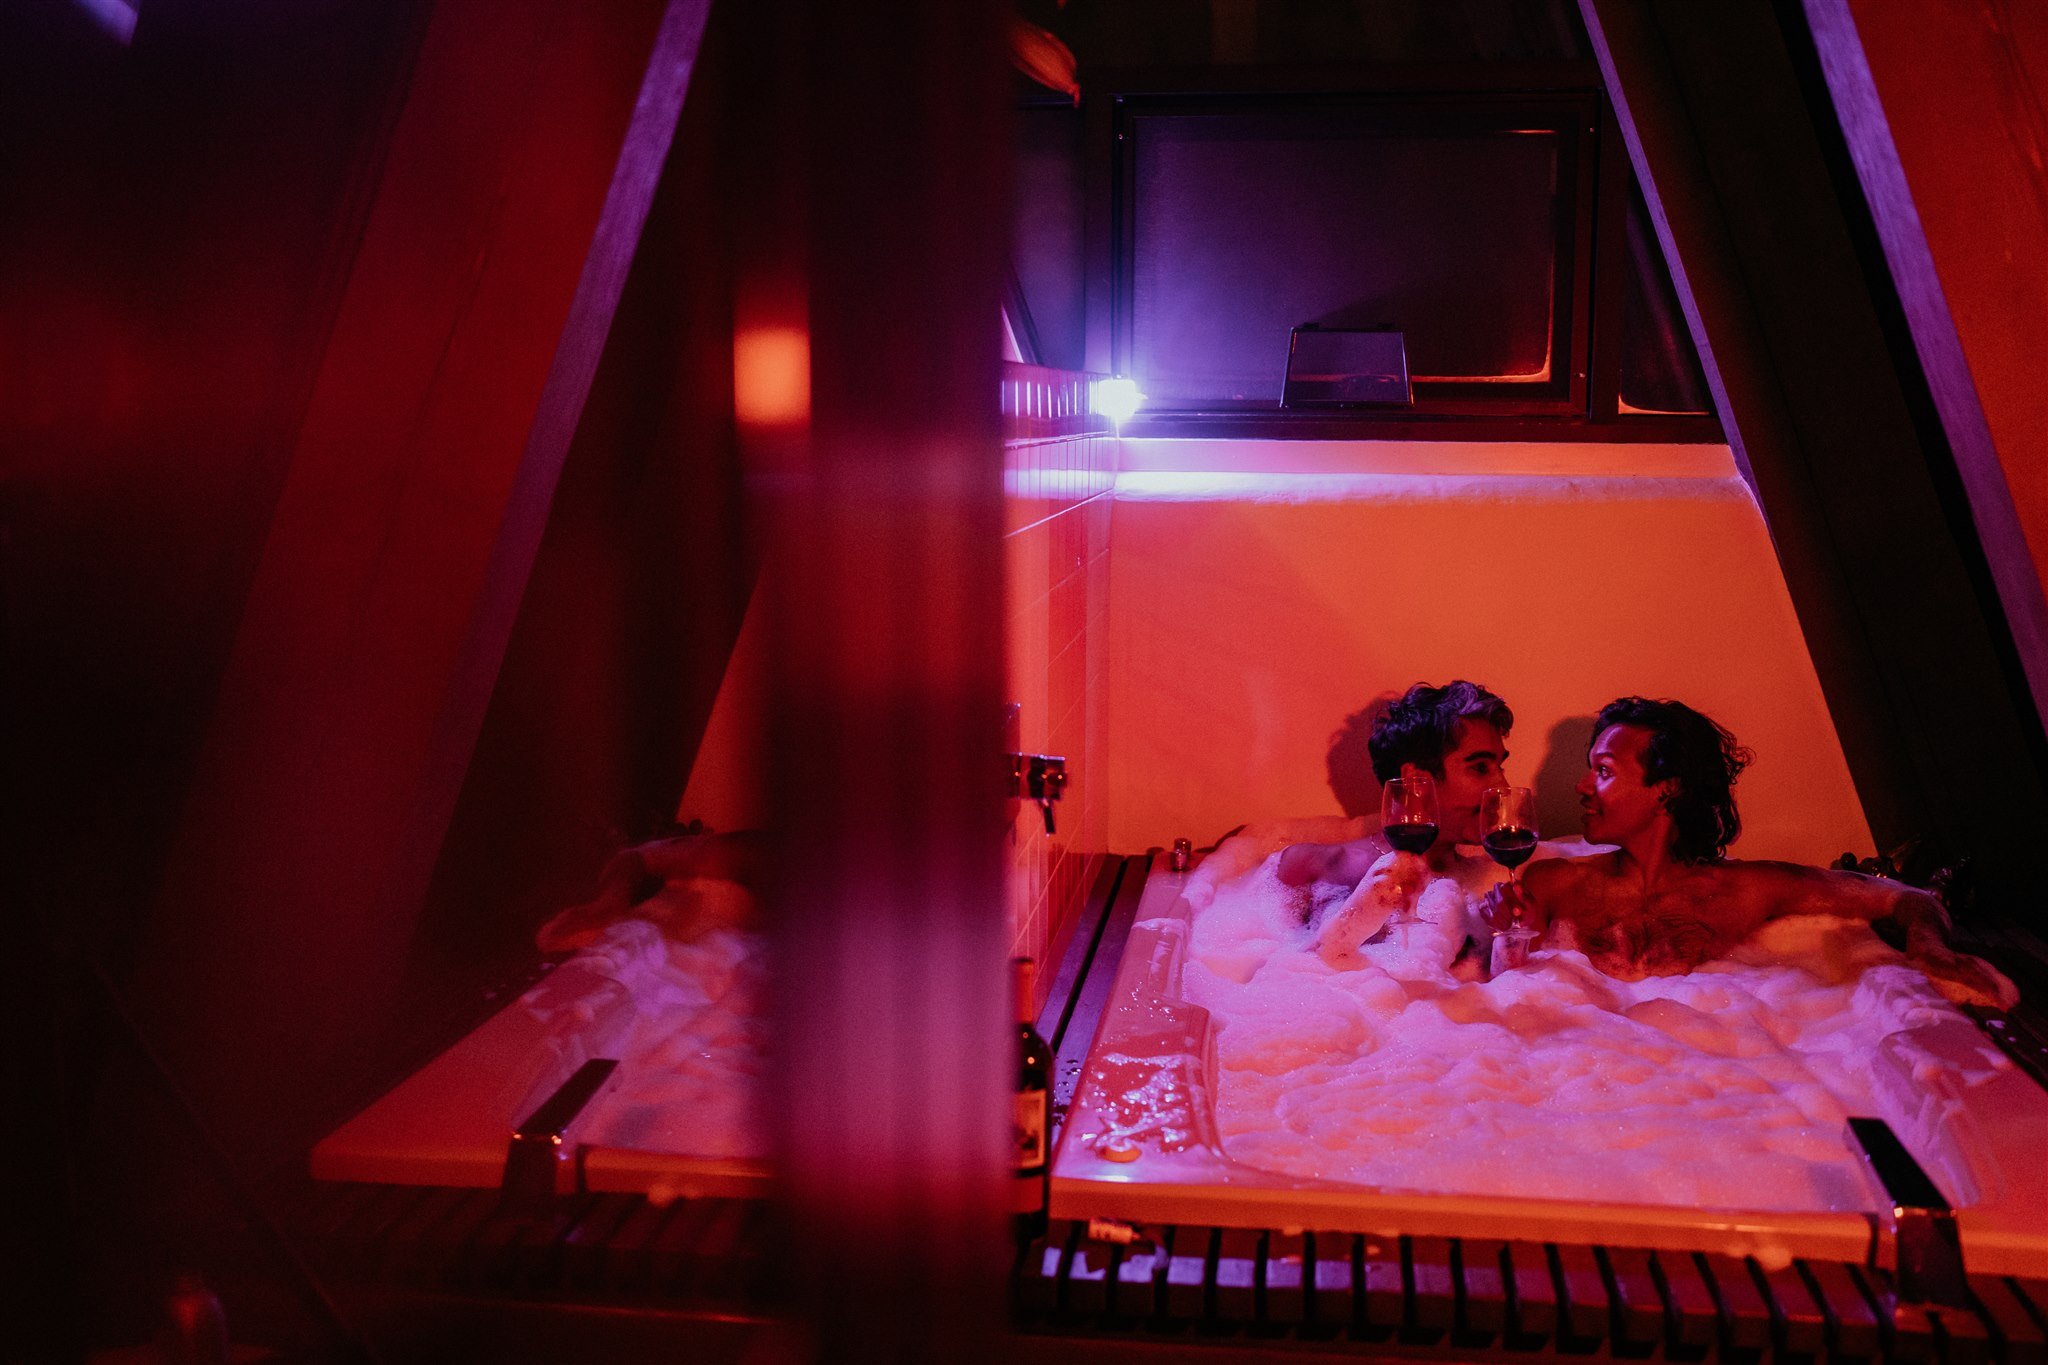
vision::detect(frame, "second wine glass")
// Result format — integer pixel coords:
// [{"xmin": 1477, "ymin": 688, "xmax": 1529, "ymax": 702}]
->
[
  {"xmin": 1479, "ymin": 786, "xmax": 1539, "ymax": 881},
  {"xmin": 1480, "ymin": 785, "xmax": 1540, "ymax": 974}
]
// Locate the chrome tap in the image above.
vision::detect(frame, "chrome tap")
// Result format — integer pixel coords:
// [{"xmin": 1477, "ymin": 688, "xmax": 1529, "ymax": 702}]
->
[{"xmin": 1007, "ymin": 752, "xmax": 1068, "ymax": 834}]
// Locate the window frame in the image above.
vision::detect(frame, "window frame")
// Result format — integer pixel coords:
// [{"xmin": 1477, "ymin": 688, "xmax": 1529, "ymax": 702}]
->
[{"xmin": 1080, "ymin": 62, "xmax": 1722, "ymax": 442}]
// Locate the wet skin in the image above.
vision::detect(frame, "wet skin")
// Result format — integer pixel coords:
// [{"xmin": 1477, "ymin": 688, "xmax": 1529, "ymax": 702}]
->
[
  {"xmin": 1483, "ymin": 724, "xmax": 2011, "ymax": 1005},
  {"xmin": 1275, "ymin": 718, "xmax": 1510, "ymax": 894}
]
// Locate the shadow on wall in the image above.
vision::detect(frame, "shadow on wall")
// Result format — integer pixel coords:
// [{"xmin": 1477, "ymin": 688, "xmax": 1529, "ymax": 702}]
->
[
  {"xmin": 1532, "ymin": 714, "xmax": 1597, "ymax": 840},
  {"xmin": 1325, "ymin": 691, "xmax": 1400, "ymax": 818}
]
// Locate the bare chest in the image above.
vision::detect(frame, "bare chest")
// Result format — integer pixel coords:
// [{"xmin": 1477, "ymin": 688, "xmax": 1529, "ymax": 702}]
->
[{"xmin": 1560, "ymin": 876, "xmax": 1761, "ymax": 978}]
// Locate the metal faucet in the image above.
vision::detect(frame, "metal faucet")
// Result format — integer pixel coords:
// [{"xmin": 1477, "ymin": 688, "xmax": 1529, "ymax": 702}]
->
[{"xmin": 1007, "ymin": 752, "xmax": 1068, "ymax": 834}]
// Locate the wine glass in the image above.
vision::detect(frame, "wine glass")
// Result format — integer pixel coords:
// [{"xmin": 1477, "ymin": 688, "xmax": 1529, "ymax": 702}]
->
[
  {"xmin": 1480, "ymin": 786, "xmax": 1540, "ymax": 972},
  {"xmin": 1379, "ymin": 772, "xmax": 1438, "ymax": 930}
]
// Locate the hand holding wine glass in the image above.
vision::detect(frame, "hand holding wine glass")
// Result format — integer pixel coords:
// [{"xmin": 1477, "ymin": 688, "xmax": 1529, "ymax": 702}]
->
[
  {"xmin": 1378, "ymin": 772, "xmax": 1438, "ymax": 930},
  {"xmin": 1480, "ymin": 786, "xmax": 1539, "ymax": 973},
  {"xmin": 1480, "ymin": 786, "xmax": 1538, "ymax": 881}
]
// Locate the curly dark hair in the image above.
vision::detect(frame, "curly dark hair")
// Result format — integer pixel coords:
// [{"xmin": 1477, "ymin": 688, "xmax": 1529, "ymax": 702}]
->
[
  {"xmin": 1592, "ymin": 697, "xmax": 1754, "ymax": 863},
  {"xmin": 1367, "ymin": 681, "xmax": 1513, "ymax": 783}
]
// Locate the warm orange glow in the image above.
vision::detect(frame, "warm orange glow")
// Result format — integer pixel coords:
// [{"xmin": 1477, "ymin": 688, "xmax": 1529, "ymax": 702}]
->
[{"xmin": 734, "ymin": 326, "xmax": 811, "ymax": 427}]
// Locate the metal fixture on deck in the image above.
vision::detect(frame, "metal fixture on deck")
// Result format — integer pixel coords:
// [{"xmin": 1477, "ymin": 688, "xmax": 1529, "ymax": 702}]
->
[
  {"xmin": 501, "ymin": 1057, "xmax": 620, "ymax": 1216},
  {"xmin": 1168, "ymin": 838, "xmax": 1191, "ymax": 872},
  {"xmin": 1846, "ymin": 1115, "xmax": 1970, "ymax": 1310},
  {"xmin": 1008, "ymin": 752, "xmax": 1068, "ymax": 834}
]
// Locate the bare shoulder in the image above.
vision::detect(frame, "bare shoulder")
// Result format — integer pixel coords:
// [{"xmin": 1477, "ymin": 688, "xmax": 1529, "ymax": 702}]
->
[{"xmin": 1524, "ymin": 849, "xmax": 1615, "ymax": 891}]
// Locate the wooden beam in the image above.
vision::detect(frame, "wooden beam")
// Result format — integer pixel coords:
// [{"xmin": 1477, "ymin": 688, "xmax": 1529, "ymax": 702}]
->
[
  {"xmin": 131, "ymin": 0, "xmax": 704, "ymax": 1160},
  {"xmin": 1578, "ymin": 0, "xmax": 2048, "ymax": 898},
  {"xmin": 1801, "ymin": 0, "xmax": 2048, "ymax": 742}
]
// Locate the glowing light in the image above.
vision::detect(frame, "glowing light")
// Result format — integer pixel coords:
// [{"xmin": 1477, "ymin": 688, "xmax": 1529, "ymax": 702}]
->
[
  {"xmin": 1092, "ymin": 377, "xmax": 1144, "ymax": 425},
  {"xmin": 734, "ymin": 326, "xmax": 810, "ymax": 427}
]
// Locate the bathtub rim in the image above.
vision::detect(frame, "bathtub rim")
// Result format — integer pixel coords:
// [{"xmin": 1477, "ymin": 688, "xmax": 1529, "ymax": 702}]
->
[{"xmin": 1048, "ymin": 856, "xmax": 2048, "ymax": 1278}]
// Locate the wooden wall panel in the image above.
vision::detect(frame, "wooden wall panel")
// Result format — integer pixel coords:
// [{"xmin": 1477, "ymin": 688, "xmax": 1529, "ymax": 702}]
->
[
  {"xmin": 124, "ymin": 0, "xmax": 691, "ymax": 1163},
  {"xmin": 1581, "ymin": 0, "xmax": 2048, "ymax": 907},
  {"xmin": 1821, "ymin": 0, "xmax": 2048, "ymax": 734}
]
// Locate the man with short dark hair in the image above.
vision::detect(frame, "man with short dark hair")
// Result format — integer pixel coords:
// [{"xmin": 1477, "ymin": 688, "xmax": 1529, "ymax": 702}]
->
[
  {"xmin": 1277, "ymin": 680, "xmax": 1514, "ymax": 891},
  {"xmin": 1482, "ymin": 697, "xmax": 2014, "ymax": 1006}
]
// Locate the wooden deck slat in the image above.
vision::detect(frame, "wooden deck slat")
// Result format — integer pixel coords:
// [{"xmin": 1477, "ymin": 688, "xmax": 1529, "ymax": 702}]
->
[
  {"xmin": 1362, "ymin": 1235, "xmax": 1405, "ymax": 1333},
  {"xmin": 1699, "ymin": 1253, "xmax": 1771, "ymax": 1351},
  {"xmin": 1065, "ymin": 1230, "xmax": 1116, "ymax": 1317},
  {"xmin": 1016, "ymin": 1229, "xmax": 1064, "ymax": 1316},
  {"xmin": 332, "ymin": 1183, "xmax": 431, "ymax": 1277},
  {"xmin": 1406, "ymin": 1235, "xmax": 1456, "ymax": 1335},
  {"xmin": 403, "ymin": 1188, "xmax": 499, "ymax": 1287},
  {"xmin": 1213, "ymin": 1227, "xmax": 1260, "ymax": 1323},
  {"xmin": 1933, "ymin": 1299, "xmax": 1994, "ymax": 1365},
  {"xmin": 1602, "ymin": 1245, "xmax": 1665, "ymax": 1350},
  {"xmin": 1891, "ymin": 1299, "xmax": 1941, "ymax": 1361},
  {"xmin": 1163, "ymin": 1225, "xmax": 1211, "ymax": 1322},
  {"xmin": 1504, "ymin": 1239, "xmax": 1557, "ymax": 1340},
  {"xmin": 1554, "ymin": 1242, "xmax": 1608, "ymax": 1349},
  {"xmin": 2017, "ymin": 1278, "xmax": 2048, "ymax": 1333},
  {"xmin": 1974, "ymin": 1276, "xmax": 2048, "ymax": 1365},
  {"xmin": 1653, "ymin": 1249, "xmax": 1721, "ymax": 1350},
  {"xmin": 1455, "ymin": 1238, "xmax": 1509, "ymax": 1337},
  {"xmin": 677, "ymin": 1198, "xmax": 748, "ymax": 1301},
  {"xmin": 1755, "ymin": 1259, "xmax": 1827, "ymax": 1356},
  {"xmin": 1804, "ymin": 1258, "xmax": 1882, "ymax": 1359},
  {"xmin": 1974, "ymin": 1285, "xmax": 2048, "ymax": 1365},
  {"xmin": 1110, "ymin": 1239, "xmax": 1162, "ymax": 1322},
  {"xmin": 457, "ymin": 1207, "xmax": 533, "ymax": 1290},
  {"xmin": 1262, "ymin": 1231, "xmax": 1307, "ymax": 1325},
  {"xmin": 595, "ymin": 1196, "xmax": 679, "ymax": 1295},
  {"xmin": 558, "ymin": 1193, "xmax": 641, "ymax": 1290},
  {"xmin": 646, "ymin": 1198, "xmax": 718, "ymax": 1294},
  {"xmin": 506, "ymin": 1195, "xmax": 590, "ymax": 1291},
  {"xmin": 1308, "ymin": 1231, "xmax": 1357, "ymax": 1330}
]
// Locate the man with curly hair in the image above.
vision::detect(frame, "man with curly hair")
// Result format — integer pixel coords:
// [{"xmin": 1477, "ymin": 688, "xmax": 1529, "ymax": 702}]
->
[{"xmin": 1482, "ymin": 697, "xmax": 2013, "ymax": 1006}]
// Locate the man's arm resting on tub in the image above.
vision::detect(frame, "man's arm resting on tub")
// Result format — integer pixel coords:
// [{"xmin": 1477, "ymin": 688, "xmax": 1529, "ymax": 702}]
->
[
  {"xmin": 1479, "ymin": 856, "xmax": 2015, "ymax": 1007},
  {"xmin": 1732, "ymin": 862, "xmax": 2014, "ymax": 1006}
]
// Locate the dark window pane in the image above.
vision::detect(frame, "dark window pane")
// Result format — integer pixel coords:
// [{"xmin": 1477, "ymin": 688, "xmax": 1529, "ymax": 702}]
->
[
  {"xmin": 1012, "ymin": 104, "xmax": 1086, "ymax": 371},
  {"xmin": 1129, "ymin": 106, "xmax": 1571, "ymax": 407},
  {"xmin": 1619, "ymin": 181, "xmax": 1711, "ymax": 415}
]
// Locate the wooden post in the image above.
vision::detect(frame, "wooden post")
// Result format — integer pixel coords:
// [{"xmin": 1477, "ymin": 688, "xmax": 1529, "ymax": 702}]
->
[{"xmin": 755, "ymin": 0, "xmax": 1010, "ymax": 1357}]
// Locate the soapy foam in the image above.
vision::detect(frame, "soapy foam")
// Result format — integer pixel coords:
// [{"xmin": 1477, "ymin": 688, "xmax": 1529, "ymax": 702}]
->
[
  {"xmin": 1180, "ymin": 830, "xmax": 2003, "ymax": 1212},
  {"xmin": 545, "ymin": 910, "xmax": 771, "ymax": 1160}
]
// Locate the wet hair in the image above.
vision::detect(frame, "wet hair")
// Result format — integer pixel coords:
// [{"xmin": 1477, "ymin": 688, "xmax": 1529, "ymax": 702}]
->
[
  {"xmin": 1592, "ymin": 697, "xmax": 1754, "ymax": 863},
  {"xmin": 1367, "ymin": 681, "xmax": 1513, "ymax": 783}
]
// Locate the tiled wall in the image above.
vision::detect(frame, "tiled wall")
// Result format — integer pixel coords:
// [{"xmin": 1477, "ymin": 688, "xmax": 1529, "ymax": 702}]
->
[{"xmin": 1002, "ymin": 364, "xmax": 1115, "ymax": 1000}]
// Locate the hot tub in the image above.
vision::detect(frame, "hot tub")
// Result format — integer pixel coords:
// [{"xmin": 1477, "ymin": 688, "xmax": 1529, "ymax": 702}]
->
[
  {"xmin": 1049, "ymin": 845, "xmax": 2048, "ymax": 1279},
  {"xmin": 313, "ymin": 917, "xmax": 773, "ymax": 1202}
]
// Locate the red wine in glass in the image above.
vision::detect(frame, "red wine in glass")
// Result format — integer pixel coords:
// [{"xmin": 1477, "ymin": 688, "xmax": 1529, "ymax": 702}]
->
[
  {"xmin": 1479, "ymin": 787, "xmax": 1538, "ymax": 875},
  {"xmin": 1482, "ymin": 827, "xmax": 1537, "ymax": 868},
  {"xmin": 1386, "ymin": 821, "xmax": 1440, "ymax": 855},
  {"xmin": 1379, "ymin": 773, "xmax": 1438, "ymax": 932},
  {"xmin": 1480, "ymin": 786, "xmax": 1540, "ymax": 974}
]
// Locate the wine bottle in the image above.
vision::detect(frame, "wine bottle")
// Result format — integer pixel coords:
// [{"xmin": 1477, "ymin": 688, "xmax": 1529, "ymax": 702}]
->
[{"xmin": 1013, "ymin": 957, "xmax": 1051, "ymax": 1241}]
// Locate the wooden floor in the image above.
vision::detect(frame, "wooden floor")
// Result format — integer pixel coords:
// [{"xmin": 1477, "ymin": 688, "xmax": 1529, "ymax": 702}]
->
[{"xmin": 279, "ymin": 853, "xmax": 2048, "ymax": 1362}]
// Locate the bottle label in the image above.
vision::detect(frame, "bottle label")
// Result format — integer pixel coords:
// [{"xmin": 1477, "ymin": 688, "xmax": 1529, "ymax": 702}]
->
[{"xmin": 1013, "ymin": 1086, "xmax": 1048, "ymax": 1171}]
